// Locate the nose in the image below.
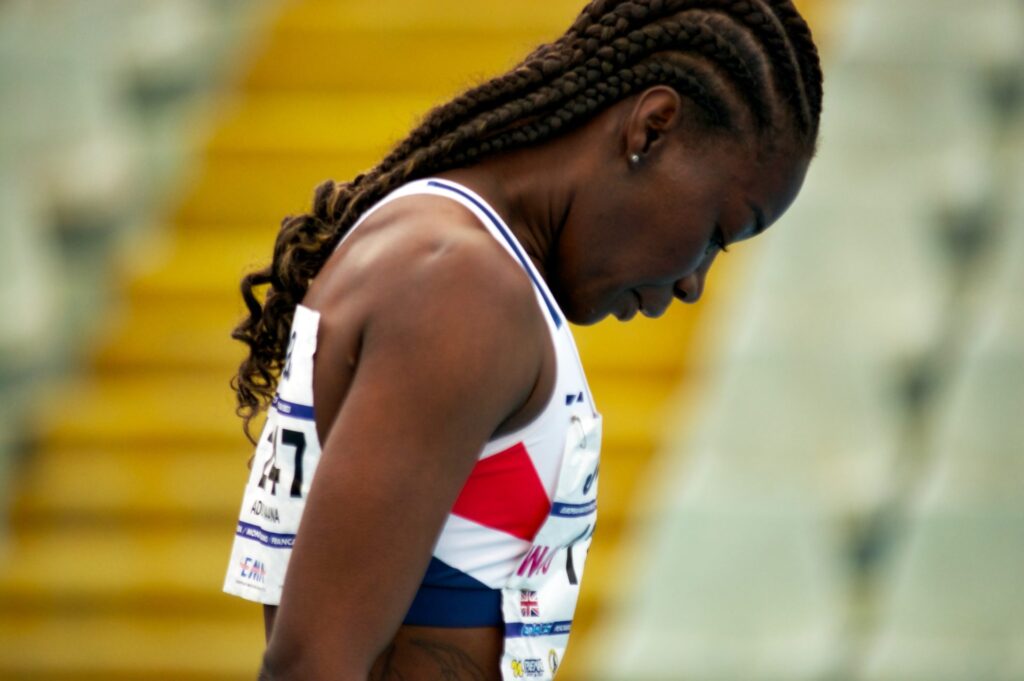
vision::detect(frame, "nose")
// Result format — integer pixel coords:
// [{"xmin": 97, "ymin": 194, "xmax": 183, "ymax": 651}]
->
[
  {"xmin": 674, "ymin": 261, "xmax": 712, "ymax": 304},
  {"xmin": 675, "ymin": 249, "xmax": 719, "ymax": 304},
  {"xmin": 674, "ymin": 274, "xmax": 702, "ymax": 303}
]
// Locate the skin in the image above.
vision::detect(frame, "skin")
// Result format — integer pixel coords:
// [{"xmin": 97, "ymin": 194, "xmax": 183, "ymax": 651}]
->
[{"xmin": 258, "ymin": 86, "xmax": 812, "ymax": 681}]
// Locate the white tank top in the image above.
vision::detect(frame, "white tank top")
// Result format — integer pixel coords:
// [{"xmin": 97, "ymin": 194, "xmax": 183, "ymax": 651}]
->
[{"xmin": 224, "ymin": 179, "xmax": 601, "ymax": 663}]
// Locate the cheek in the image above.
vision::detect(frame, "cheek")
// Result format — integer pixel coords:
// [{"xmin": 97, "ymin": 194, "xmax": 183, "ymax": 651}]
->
[
  {"xmin": 549, "ymin": 220, "xmax": 637, "ymax": 323},
  {"xmin": 557, "ymin": 196, "xmax": 629, "ymax": 277},
  {"xmin": 630, "ymin": 209, "xmax": 711, "ymax": 282},
  {"xmin": 549, "ymin": 240, "xmax": 619, "ymax": 323}
]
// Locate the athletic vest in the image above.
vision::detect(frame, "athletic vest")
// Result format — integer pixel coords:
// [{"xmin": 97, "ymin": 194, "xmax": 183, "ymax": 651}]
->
[{"xmin": 224, "ymin": 178, "xmax": 601, "ymax": 679}]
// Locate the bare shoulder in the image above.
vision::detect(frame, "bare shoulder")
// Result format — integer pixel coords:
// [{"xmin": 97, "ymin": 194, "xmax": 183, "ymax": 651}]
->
[
  {"xmin": 303, "ymin": 193, "xmax": 550, "ymax": 440},
  {"xmin": 308, "ymin": 192, "xmax": 544, "ymax": 341}
]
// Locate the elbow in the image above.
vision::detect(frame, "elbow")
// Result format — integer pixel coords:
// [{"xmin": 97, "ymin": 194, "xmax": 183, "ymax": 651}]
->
[
  {"xmin": 257, "ymin": 648, "xmax": 295, "ymax": 681},
  {"xmin": 258, "ymin": 646, "xmax": 316, "ymax": 681},
  {"xmin": 256, "ymin": 657, "xmax": 277, "ymax": 681}
]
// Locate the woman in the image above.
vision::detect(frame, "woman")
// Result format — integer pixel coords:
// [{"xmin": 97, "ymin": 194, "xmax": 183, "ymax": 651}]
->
[{"xmin": 224, "ymin": 1, "xmax": 823, "ymax": 679}]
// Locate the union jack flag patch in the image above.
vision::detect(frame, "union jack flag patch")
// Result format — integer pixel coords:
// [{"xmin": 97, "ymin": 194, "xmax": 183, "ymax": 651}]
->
[{"xmin": 520, "ymin": 589, "xmax": 539, "ymax": 617}]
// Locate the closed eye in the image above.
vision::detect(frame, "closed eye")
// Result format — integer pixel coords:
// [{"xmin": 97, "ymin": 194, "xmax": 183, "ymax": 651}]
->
[{"xmin": 705, "ymin": 224, "xmax": 729, "ymax": 256}]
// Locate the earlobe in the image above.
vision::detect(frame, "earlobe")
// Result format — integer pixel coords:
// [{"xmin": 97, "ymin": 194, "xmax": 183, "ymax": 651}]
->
[
  {"xmin": 623, "ymin": 86, "xmax": 681, "ymax": 167},
  {"xmin": 627, "ymin": 128, "xmax": 658, "ymax": 169}
]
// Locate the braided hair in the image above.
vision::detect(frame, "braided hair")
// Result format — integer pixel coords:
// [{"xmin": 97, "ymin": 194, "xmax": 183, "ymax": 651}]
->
[{"xmin": 231, "ymin": 0, "xmax": 824, "ymax": 440}]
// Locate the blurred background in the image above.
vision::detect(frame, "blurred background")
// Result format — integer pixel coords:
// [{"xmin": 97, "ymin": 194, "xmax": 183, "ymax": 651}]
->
[{"xmin": 0, "ymin": 0, "xmax": 1021, "ymax": 679}]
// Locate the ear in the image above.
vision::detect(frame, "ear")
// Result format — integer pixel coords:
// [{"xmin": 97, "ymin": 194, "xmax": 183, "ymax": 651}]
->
[{"xmin": 623, "ymin": 86, "xmax": 682, "ymax": 162}]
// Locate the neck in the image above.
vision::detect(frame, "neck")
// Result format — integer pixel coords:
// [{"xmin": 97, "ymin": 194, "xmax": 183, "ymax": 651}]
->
[{"xmin": 435, "ymin": 140, "xmax": 580, "ymax": 284}]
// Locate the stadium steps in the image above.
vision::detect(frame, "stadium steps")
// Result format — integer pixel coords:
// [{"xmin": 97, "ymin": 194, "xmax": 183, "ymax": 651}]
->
[
  {"xmin": 0, "ymin": 0, "xmax": 764, "ymax": 677},
  {"xmin": 0, "ymin": 613, "xmax": 262, "ymax": 681},
  {"xmin": 29, "ymin": 373, "xmax": 673, "ymax": 453},
  {"xmin": 175, "ymin": 154, "xmax": 368, "ymax": 225}
]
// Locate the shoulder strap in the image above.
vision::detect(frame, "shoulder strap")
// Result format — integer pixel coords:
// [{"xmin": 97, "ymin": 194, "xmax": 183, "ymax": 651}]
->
[
  {"xmin": 424, "ymin": 179, "xmax": 564, "ymax": 330},
  {"xmin": 331, "ymin": 178, "xmax": 565, "ymax": 330}
]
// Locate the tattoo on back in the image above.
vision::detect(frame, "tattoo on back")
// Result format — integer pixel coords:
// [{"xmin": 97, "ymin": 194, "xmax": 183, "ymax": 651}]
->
[
  {"xmin": 369, "ymin": 638, "xmax": 491, "ymax": 681},
  {"xmin": 370, "ymin": 643, "xmax": 406, "ymax": 681}
]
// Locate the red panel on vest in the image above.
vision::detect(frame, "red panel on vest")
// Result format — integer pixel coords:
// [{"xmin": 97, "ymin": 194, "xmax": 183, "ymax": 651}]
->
[{"xmin": 451, "ymin": 442, "xmax": 551, "ymax": 541}]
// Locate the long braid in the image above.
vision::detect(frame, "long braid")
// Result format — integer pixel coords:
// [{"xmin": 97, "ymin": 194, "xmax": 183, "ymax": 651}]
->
[{"xmin": 232, "ymin": 0, "xmax": 823, "ymax": 440}]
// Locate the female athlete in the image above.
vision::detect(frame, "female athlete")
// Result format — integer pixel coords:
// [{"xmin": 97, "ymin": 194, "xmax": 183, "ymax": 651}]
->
[{"xmin": 224, "ymin": 1, "xmax": 823, "ymax": 679}]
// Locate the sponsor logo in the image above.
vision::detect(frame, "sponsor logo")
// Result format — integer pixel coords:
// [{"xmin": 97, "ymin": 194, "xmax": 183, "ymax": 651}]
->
[
  {"xmin": 564, "ymin": 392, "xmax": 585, "ymax": 405},
  {"xmin": 519, "ymin": 621, "xmax": 572, "ymax": 637},
  {"xmin": 516, "ymin": 545, "xmax": 555, "ymax": 578},
  {"xmin": 523, "ymin": 622, "xmax": 551, "ymax": 637},
  {"xmin": 548, "ymin": 649, "xmax": 559, "ymax": 674},
  {"xmin": 509, "ymin": 658, "xmax": 544, "ymax": 679},
  {"xmin": 523, "ymin": 658, "xmax": 544, "ymax": 677},
  {"xmin": 506, "ymin": 621, "xmax": 573, "ymax": 638},
  {"xmin": 520, "ymin": 590, "xmax": 539, "ymax": 617},
  {"xmin": 250, "ymin": 500, "xmax": 280, "ymax": 523},
  {"xmin": 239, "ymin": 556, "xmax": 266, "ymax": 583}
]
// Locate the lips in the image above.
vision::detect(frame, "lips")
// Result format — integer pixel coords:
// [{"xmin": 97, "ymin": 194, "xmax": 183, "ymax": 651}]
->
[
  {"xmin": 635, "ymin": 290, "xmax": 669, "ymax": 319},
  {"xmin": 614, "ymin": 290, "xmax": 669, "ymax": 321},
  {"xmin": 613, "ymin": 291, "xmax": 640, "ymax": 321}
]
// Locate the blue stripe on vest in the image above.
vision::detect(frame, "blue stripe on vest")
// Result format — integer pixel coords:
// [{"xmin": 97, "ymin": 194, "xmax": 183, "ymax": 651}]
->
[
  {"xmin": 551, "ymin": 500, "xmax": 597, "ymax": 517},
  {"xmin": 427, "ymin": 180, "xmax": 563, "ymax": 328},
  {"xmin": 235, "ymin": 520, "xmax": 296, "ymax": 549},
  {"xmin": 272, "ymin": 395, "xmax": 315, "ymax": 420}
]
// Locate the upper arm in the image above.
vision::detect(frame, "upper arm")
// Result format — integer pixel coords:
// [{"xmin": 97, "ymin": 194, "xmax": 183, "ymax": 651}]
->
[{"xmin": 261, "ymin": 233, "xmax": 546, "ymax": 679}]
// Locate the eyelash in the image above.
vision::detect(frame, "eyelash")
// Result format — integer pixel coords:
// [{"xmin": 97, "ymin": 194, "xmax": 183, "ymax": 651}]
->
[{"xmin": 706, "ymin": 225, "xmax": 729, "ymax": 255}]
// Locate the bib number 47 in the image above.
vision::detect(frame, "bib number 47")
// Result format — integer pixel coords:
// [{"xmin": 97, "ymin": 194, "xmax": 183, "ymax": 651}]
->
[{"xmin": 257, "ymin": 426, "xmax": 308, "ymax": 498}]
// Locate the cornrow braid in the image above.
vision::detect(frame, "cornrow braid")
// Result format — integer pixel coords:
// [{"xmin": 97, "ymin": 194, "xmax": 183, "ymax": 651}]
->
[
  {"xmin": 367, "ymin": 0, "xmax": 788, "ymax": 191},
  {"xmin": 577, "ymin": 0, "xmax": 815, "ymax": 135},
  {"xmin": 232, "ymin": 0, "xmax": 823, "ymax": 440},
  {"xmin": 337, "ymin": 9, "xmax": 772, "ymax": 221},
  {"xmin": 771, "ymin": 1, "xmax": 824, "ymax": 131},
  {"xmin": 569, "ymin": 0, "xmax": 817, "ymax": 135}
]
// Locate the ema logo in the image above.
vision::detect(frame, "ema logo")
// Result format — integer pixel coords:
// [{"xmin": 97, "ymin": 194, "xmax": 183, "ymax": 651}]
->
[
  {"xmin": 240, "ymin": 556, "xmax": 267, "ymax": 584},
  {"xmin": 520, "ymin": 589, "xmax": 539, "ymax": 617}
]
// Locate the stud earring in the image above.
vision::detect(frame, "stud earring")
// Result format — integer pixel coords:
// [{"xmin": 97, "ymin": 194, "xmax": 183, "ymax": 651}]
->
[{"xmin": 629, "ymin": 153, "xmax": 641, "ymax": 167}]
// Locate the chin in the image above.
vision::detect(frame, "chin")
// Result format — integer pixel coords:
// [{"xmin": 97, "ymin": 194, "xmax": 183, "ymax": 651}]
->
[
  {"xmin": 559, "ymin": 296, "xmax": 613, "ymax": 326},
  {"xmin": 565, "ymin": 310, "xmax": 607, "ymax": 326},
  {"xmin": 550, "ymin": 277, "xmax": 615, "ymax": 326}
]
